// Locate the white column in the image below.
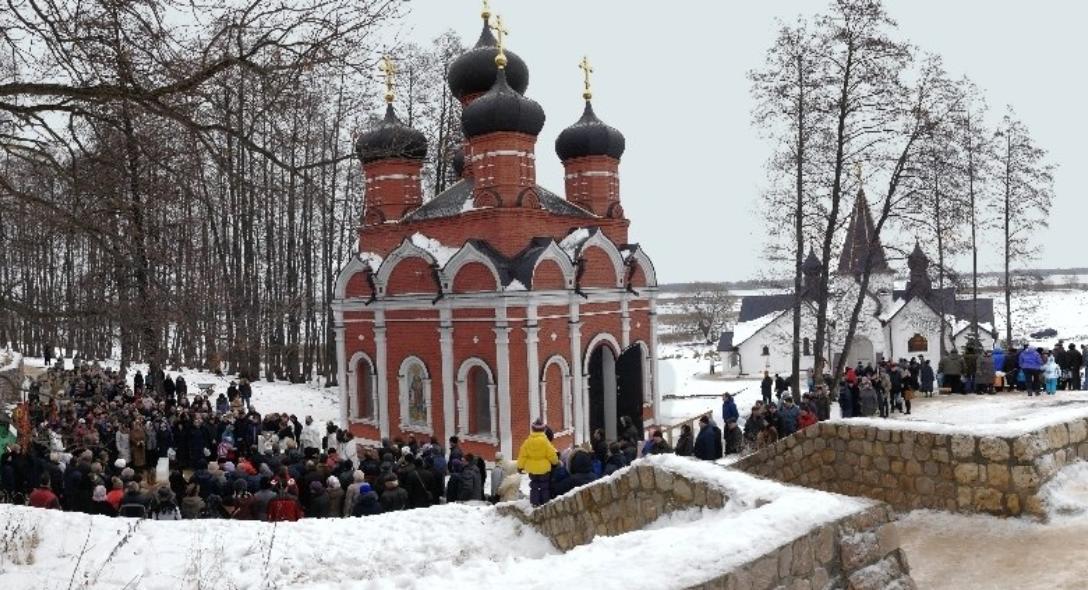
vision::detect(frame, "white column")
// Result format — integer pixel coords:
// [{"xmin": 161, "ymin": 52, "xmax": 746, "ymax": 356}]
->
[
  {"xmin": 334, "ymin": 320, "xmax": 348, "ymax": 429},
  {"xmin": 620, "ymin": 296, "xmax": 631, "ymax": 349},
  {"xmin": 494, "ymin": 307, "xmax": 513, "ymax": 457},
  {"xmin": 526, "ymin": 304, "xmax": 541, "ymax": 422},
  {"xmin": 568, "ymin": 297, "xmax": 584, "ymax": 444},
  {"xmin": 649, "ymin": 295, "xmax": 662, "ymax": 427},
  {"xmin": 439, "ymin": 306, "xmax": 455, "ymax": 444},
  {"xmin": 374, "ymin": 309, "xmax": 390, "ymax": 440}
]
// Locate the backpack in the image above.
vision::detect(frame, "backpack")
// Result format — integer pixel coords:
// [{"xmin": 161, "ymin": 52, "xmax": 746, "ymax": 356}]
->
[{"xmin": 119, "ymin": 503, "xmax": 147, "ymax": 518}]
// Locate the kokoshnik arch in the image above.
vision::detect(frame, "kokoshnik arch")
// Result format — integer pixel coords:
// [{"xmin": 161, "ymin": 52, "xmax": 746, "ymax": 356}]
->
[{"xmin": 331, "ymin": 4, "xmax": 660, "ymax": 460}]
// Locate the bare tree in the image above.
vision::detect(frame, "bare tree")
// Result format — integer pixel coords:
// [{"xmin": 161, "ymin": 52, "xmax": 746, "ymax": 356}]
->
[
  {"xmin": 994, "ymin": 108, "xmax": 1055, "ymax": 346},
  {"xmin": 678, "ymin": 289, "xmax": 737, "ymax": 343}
]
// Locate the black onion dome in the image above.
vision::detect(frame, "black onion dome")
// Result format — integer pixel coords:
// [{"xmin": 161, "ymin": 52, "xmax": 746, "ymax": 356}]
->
[
  {"xmin": 555, "ymin": 101, "xmax": 626, "ymax": 161},
  {"xmin": 448, "ymin": 21, "xmax": 529, "ymax": 100},
  {"xmin": 355, "ymin": 104, "xmax": 428, "ymax": 164},
  {"xmin": 802, "ymin": 249, "xmax": 822, "ymax": 273},
  {"xmin": 461, "ymin": 69, "xmax": 545, "ymax": 138}
]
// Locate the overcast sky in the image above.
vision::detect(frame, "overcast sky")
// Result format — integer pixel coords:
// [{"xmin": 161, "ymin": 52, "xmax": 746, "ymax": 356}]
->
[{"xmin": 397, "ymin": 0, "xmax": 1084, "ymax": 284}]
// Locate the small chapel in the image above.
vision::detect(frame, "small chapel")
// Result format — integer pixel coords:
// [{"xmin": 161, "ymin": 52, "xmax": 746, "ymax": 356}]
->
[
  {"xmin": 331, "ymin": 6, "xmax": 660, "ymax": 460},
  {"xmin": 719, "ymin": 185, "xmax": 997, "ymax": 377}
]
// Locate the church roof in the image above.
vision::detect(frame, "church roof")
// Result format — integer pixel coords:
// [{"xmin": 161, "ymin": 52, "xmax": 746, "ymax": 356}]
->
[
  {"xmin": 838, "ymin": 191, "xmax": 892, "ymax": 275},
  {"xmin": 717, "ymin": 331, "xmax": 735, "ymax": 352},
  {"xmin": 737, "ymin": 294, "xmax": 795, "ymax": 323},
  {"xmin": 891, "ymin": 287, "xmax": 995, "ymax": 325},
  {"xmin": 401, "ymin": 179, "xmax": 596, "ymax": 222}
]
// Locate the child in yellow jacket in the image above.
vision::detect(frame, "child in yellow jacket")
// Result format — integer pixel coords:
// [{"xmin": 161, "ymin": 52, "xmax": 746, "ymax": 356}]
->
[{"xmin": 517, "ymin": 420, "xmax": 558, "ymax": 506}]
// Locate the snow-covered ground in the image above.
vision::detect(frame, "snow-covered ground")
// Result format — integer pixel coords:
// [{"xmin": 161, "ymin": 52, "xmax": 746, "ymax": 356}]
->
[
  {"xmin": 21, "ymin": 356, "xmax": 340, "ymax": 425},
  {"xmin": 993, "ymin": 288, "xmax": 1088, "ymax": 344},
  {"xmin": 0, "ymin": 455, "xmax": 871, "ymax": 590},
  {"xmin": 901, "ymin": 461, "xmax": 1088, "ymax": 590}
]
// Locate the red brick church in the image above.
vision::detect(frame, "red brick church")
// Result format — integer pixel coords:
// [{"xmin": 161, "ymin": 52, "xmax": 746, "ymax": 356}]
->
[{"xmin": 332, "ymin": 6, "xmax": 659, "ymax": 460}]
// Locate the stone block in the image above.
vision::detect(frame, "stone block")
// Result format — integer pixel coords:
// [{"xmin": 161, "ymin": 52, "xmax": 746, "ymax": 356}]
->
[
  {"xmin": 951, "ymin": 434, "xmax": 976, "ymax": 459},
  {"xmin": 693, "ymin": 482, "xmax": 707, "ymax": 506},
  {"xmin": 954, "ymin": 463, "xmax": 979, "ymax": 485},
  {"xmin": 815, "ymin": 525, "xmax": 836, "ymax": 564},
  {"xmin": 1013, "ymin": 434, "xmax": 1047, "ymax": 462},
  {"xmin": 913, "ymin": 445, "xmax": 931, "ymax": 462},
  {"xmin": 932, "ymin": 448, "xmax": 950, "ymax": 464},
  {"xmin": 811, "ymin": 566, "xmax": 830, "ymax": 590},
  {"xmin": 877, "ymin": 429, "xmax": 891, "ymax": 442},
  {"xmin": 973, "ymin": 487, "xmax": 1004, "ymax": 513},
  {"xmin": 791, "ymin": 535, "xmax": 815, "ymax": 576},
  {"xmin": 915, "ymin": 477, "xmax": 934, "ymax": 495},
  {"xmin": 923, "ymin": 461, "xmax": 938, "ymax": 477},
  {"xmin": 890, "ymin": 460, "xmax": 904, "ymax": 475},
  {"xmin": 876, "ymin": 522, "xmax": 900, "ymax": 555},
  {"xmin": 1046, "ymin": 424, "xmax": 1070, "ymax": 449},
  {"xmin": 905, "ymin": 460, "xmax": 922, "ymax": 476},
  {"xmin": 1024, "ymin": 494, "xmax": 1045, "ymax": 516},
  {"xmin": 979, "ymin": 437, "xmax": 1011, "ymax": 462},
  {"xmin": 674, "ymin": 477, "xmax": 694, "ymax": 502},
  {"xmin": 778, "ymin": 542, "xmax": 794, "ymax": 577},
  {"xmin": 724, "ymin": 569, "xmax": 753, "ymax": 590},
  {"xmin": 638, "ymin": 465, "xmax": 655, "ymax": 489},
  {"xmin": 749, "ymin": 554, "xmax": 779, "ymax": 590},
  {"xmin": 655, "ymin": 468, "xmax": 674, "ymax": 492},
  {"xmin": 987, "ymin": 465, "xmax": 1010, "ymax": 491},
  {"xmin": 1005, "ymin": 493, "xmax": 1021, "ymax": 515},
  {"xmin": 847, "ymin": 555, "xmax": 904, "ymax": 590},
  {"xmin": 1009, "ymin": 465, "xmax": 1039, "ymax": 491},
  {"xmin": 1068, "ymin": 419, "xmax": 1088, "ymax": 444},
  {"xmin": 957, "ymin": 486, "xmax": 974, "ymax": 509},
  {"xmin": 841, "ymin": 531, "xmax": 880, "ymax": 571}
]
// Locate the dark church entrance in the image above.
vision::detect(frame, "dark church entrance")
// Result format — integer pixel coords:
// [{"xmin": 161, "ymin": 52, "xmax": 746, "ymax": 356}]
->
[{"xmin": 588, "ymin": 343, "xmax": 644, "ymax": 441}]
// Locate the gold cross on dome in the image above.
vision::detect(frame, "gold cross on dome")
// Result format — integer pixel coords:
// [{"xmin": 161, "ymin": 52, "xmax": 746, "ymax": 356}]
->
[
  {"xmin": 853, "ymin": 162, "xmax": 863, "ymax": 185},
  {"xmin": 481, "ymin": 0, "xmax": 491, "ymax": 20},
  {"xmin": 379, "ymin": 55, "xmax": 396, "ymax": 103},
  {"xmin": 579, "ymin": 55, "xmax": 594, "ymax": 100},
  {"xmin": 491, "ymin": 14, "xmax": 509, "ymax": 68}
]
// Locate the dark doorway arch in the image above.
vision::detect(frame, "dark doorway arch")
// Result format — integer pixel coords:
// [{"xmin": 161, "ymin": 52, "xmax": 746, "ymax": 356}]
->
[
  {"xmin": 587, "ymin": 344, "xmax": 618, "ymax": 440},
  {"xmin": 616, "ymin": 345, "xmax": 645, "ymax": 438}
]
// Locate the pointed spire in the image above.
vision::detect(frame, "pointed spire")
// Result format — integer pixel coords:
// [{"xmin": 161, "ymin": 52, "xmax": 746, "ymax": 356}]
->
[{"xmin": 837, "ymin": 192, "xmax": 891, "ymax": 275}]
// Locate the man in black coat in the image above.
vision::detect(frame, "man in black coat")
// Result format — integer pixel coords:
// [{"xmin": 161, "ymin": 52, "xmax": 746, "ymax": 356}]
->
[
  {"xmin": 398, "ymin": 457, "xmax": 434, "ymax": 509},
  {"xmin": 693, "ymin": 415, "xmax": 723, "ymax": 461},
  {"xmin": 1067, "ymin": 343, "xmax": 1083, "ymax": 391}
]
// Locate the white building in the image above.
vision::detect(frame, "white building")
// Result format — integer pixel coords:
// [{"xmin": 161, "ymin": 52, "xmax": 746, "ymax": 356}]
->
[{"xmin": 719, "ymin": 190, "xmax": 996, "ymax": 378}]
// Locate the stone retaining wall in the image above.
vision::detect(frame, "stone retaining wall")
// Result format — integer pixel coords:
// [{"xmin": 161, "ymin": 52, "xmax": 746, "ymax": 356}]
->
[
  {"xmin": 691, "ymin": 504, "xmax": 914, "ymax": 590},
  {"xmin": 733, "ymin": 418, "xmax": 1088, "ymax": 518},
  {"xmin": 498, "ymin": 458, "xmax": 917, "ymax": 589}
]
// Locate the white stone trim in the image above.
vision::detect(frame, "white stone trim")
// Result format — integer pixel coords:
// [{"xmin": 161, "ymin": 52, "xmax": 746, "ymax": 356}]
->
[
  {"xmin": 624, "ymin": 246, "xmax": 659, "ymax": 287},
  {"xmin": 471, "ymin": 149, "xmax": 536, "ymax": 160},
  {"xmin": 568, "ymin": 296, "xmax": 584, "ymax": 444},
  {"xmin": 335, "ymin": 323, "xmax": 348, "ymax": 428},
  {"xmin": 494, "ymin": 307, "xmax": 513, "ymax": 458},
  {"xmin": 374, "ymin": 238, "xmax": 439, "ymax": 295},
  {"xmin": 572, "ymin": 230, "xmax": 626, "ymax": 289},
  {"xmin": 331, "ymin": 286, "xmax": 661, "ymax": 312},
  {"xmin": 649, "ymin": 295, "xmax": 661, "ymax": 425},
  {"xmin": 540, "ymin": 354, "xmax": 573, "ymax": 431},
  {"xmin": 374, "ymin": 311, "xmax": 390, "ymax": 439},
  {"xmin": 439, "ymin": 306, "xmax": 455, "ymax": 444},
  {"xmin": 529, "ymin": 241, "xmax": 577, "ymax": 289},
  {"xmin": 526, "ymin": 304, "xmax": 541, "ymax": 423},
  {"xmin": 333, "ymin": 254, "xmax": 380, "ymax": 300},
  {"xmin": 564, "ymin": 170, "xmax": 618, "ymax": 178},
  {"xmin": 442, "ymin": 242, "xmax": 503, "ymax": 292},
  {"xmin": 346, "ymin": 350, "xmax": 379, "ymax": 426},
  {"xmin": 583, "ymin": 332, "xmax": 623, "ymax": 374},
  {"xmin": 397, "ymin": 355, "xmax": 433, "ymax": 435},
  {"xmin": 364, "ymin": 173, "xmax": 418, "ymax": 182},
  {"xmin": 456, "ymin": 357, "xmax": 498, "ymax": 442}
]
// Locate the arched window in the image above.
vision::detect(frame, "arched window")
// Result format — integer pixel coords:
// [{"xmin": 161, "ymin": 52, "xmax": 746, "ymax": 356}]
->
[
  {"xmin": 457, "ymin": 359, "xmax": 496, "ymax": 441},
  {"xmin": 356, "ymin": 358, "xmax": 375, "ymax": 421},
  {"xmin": 908, "ymin": 334, "xmax": 928, "ymax": 353},
  {"xmin": 762, "ymin": 345, "xmax": 770, "ymax": 356},
  {"xmin": 398, "ymin": 357, "xmax": 432, "ymax": 432},
  {"xmin": 803, "ymin": 337, "xmax": 812, "ymax": 356},
  {"xmin": 540, "ymin": 356, "xmax": 572, "ymax": 432}
]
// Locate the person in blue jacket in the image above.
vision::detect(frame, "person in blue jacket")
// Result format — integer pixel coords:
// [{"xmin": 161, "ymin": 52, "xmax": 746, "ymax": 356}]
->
[
  {"xmin": 721, "ymin": 393, "xmax": 740, "ymax": 425},
  {"xmin": 1018, "ymin": 344, "xmax": 1044, "ymax": 396},
  {"xmin": 693, "ymin": 415, "xmax": 723, "ymax": 461}
]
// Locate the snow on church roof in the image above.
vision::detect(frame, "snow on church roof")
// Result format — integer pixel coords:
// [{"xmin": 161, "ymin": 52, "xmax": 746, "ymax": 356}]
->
[
  {"xmin": 410, "ymin": 232, "xmax": 459, "ymax": 266},
  {"xmin": 732, "ymin": 311, "xmax": 783, "ymax": 347},
  {"xmin": 558, "ymin": 227, "xmax": 591, "ymax": 259}
]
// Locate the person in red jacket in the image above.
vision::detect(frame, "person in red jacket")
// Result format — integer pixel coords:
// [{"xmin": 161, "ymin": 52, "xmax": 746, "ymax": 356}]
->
[
  {"xmin": 266, "ymin": 481, "xmax": 303, "ymax": 522},
  {"xmin": 28, "ymin": 475, "xmax": 61, "ymax": 510}
]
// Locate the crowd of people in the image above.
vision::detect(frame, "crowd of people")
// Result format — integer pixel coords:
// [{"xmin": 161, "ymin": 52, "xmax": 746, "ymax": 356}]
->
[
  {"xmin": 935, "ymin": 342, "xmax": 1086, "ymax": 396},
  {"xmin": 0, "ymin": 361, "xmax": 519, "ymax": 519}
]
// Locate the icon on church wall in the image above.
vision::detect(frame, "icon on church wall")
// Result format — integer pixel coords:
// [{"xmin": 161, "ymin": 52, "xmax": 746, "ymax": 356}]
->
[{"xmin": 407, "ymin": 364, "xmax": 427, "ymax": 424}]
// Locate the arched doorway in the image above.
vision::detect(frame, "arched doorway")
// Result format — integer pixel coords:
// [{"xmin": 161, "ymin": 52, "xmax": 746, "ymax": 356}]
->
[
  {"xmin": 587, "ymin": 341, "xmax": 644, "ymax": 441},
  {"xmin": 587, "ymin": 344, "xmax": 618, "ymax": 440},
  {"xmin": 848, "ymin": 336, "xmax": 875, "ymax": 369}
]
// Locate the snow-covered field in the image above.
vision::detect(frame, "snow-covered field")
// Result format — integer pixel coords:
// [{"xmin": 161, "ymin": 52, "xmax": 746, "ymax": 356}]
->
[
  {"xmin": 0, "ymin": 455, "xmax": 871, "ymax": 590},
  {"xmin": 994, "ymin": 288, "xmax": 1088, "ymax": 344}
]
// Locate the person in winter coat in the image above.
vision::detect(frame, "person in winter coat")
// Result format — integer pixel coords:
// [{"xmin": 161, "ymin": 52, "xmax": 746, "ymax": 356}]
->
[
  {"xmin": 743, "ymin": 406, "xmax": 765, "ymax": 446},
  {"xmin": 28, "ymin": 475, "xmax": 61, "ymax": 509},
  {"xmin": 976, "ymin": 351, "xmax": 996, "ymax": 395},
  {"xmin": 399, "ymin": 458, "xmax": 435, "ymax": 508},
  {"xmin": 837, "ymin": 384, "xmax": 853, "ymax": 419},
  {"xmin": 723, "ymin": 420, "xmax": 743, "ymax": 455},
  {"xmin": 721, "ymin": 393, "xmax": 740, "ymax": 424},
  {"xmin": 693, "ymin": 415, "xmax": 723, "ymax": 461},
  {"xmin": 517, "ymin": 421, "xmax": 559, "ymax": 506},
  {"xmin": 343, "ymin": 471, "xmax": 367, "ymax": 517},
  {"xmin": 756, "ymin": 420, "xmax": 779, "ymax": 449},
  {"xmin": 760, "ymin": 373, "xmax": 773, "ymax": 405},
  {"xmin": 490, "ymin": 452, "xmax": 516, "ymax": 500},
  {"xmin": 305, "ymin": 480, "xmax": 331, "ymax": 517},
  {"xmin": 797, "ymin": 408, "xmax": 818, "ymax": 430},
  {"xmin": 129, "ymin": 421, "xmax": 147, "ymax": 471},
  {"xmin": 920, "ymin": 360, "xmax": 936, "ymax": 397},
  {"xmin": 674, "ymin": 424, "xmax": 695, "ymax": 457},
  {"xmin": 90, "ymin": 485, "xmax": 117, "ymax": 517},
  {"xmin": 1067, "ymin": 343, "xmax": 1084, "ymax": 391},
  {"xmin": 458, "ymin": 454, "xmax": 484, "ymax": 502},
  {"xmin": 549, "ymin": 461, "xmax": 573, "ymax": 499},
  {"xmin": 1019, "ymin": 345, "xmax": 1044, "ymax": 395},
  {"xmin": 379, "ymin": 477, "xmax": 409, "ymax": 512},
  {"xmin": 151, "ymin": 487, "xmax": 182, "ymax": 520},
  {"xmin": 962, "ymin": 348, "xmax": 979, "ymax": 394},
  {"xmin": 352, "ymin": 483, "xmax": 382, "ymax": 516},
  {"xmin": 939, "ymin": 350, "xmax": 964, "ymax": 394},
  {"xmin": 300, "ymin": 416, "xmax": 323, "ymax": 453},
  {"xmin": 778, "ymin": 397, "xmax": 801, "ymax": 435},
  {"xmin": 266, "ymin": 486, "xmax": 304, "ymax": 522},
  {"xmin": 567, "ymin": 448, "xmax": 597, "ymax": 490},
  {"xmin": 858, "ymin": 379, "xmax": 879, "ymax": 417},
  {"xmin": 1043, "ymin": 353, "xmax": 1062, "ymax": 396},
  {"xmin": 116, "ymin": 424, "xmax": 131, "ymax": 465}
]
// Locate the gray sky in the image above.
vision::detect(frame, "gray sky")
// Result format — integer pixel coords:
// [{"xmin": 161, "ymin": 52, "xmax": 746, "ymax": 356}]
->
[{"xmin": 400, "ymin": 0, "xmax": 1084, "ymax": 284}]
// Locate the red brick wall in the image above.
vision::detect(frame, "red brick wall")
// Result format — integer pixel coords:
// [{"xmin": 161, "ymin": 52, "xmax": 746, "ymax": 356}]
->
[
  {"xmin": 532, "ymin": 259, "xmax": 567, "ymax": 289},
  {"xmin": 579, "ymin": 246, "xmax": 620, "ymax": 288},
  {"xmin": 451, "ymin": 262, "xmax": 498, "ymax": 293},
  {"xmin": 362, "ymin": 159, "xmax": 423, "ymax": 223},
  {"xmin": 562, "ymin": 155, "xmax": 620, "ymax": 217},
  {"xmin": 385, "ymin": 257, "xmax": 439, "ymax": 296}
]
